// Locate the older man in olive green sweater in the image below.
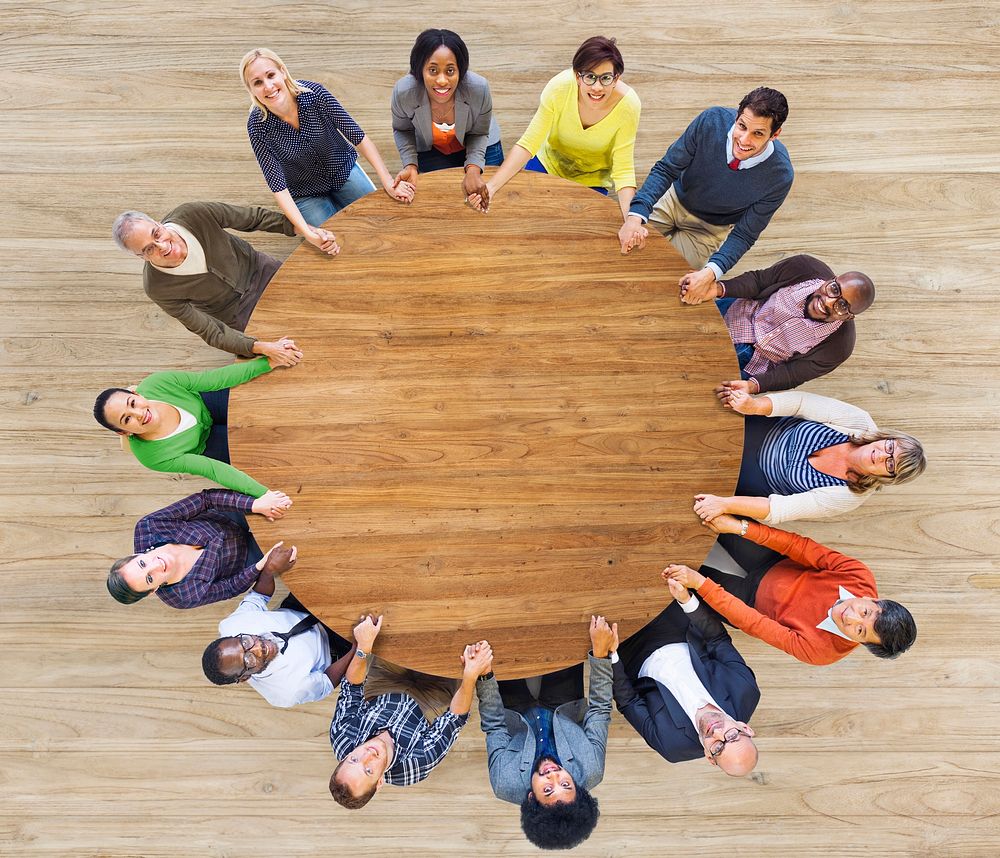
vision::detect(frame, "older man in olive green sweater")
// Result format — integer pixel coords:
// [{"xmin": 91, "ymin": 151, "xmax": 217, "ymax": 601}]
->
[{"xmin": 113, "ymin": 201, "xmax": 331, "ymax": 363}]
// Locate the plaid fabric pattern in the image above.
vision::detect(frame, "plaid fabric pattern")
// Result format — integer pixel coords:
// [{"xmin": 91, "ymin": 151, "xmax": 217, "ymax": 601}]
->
[
  {"xmin": 724, "ymin": 278, "xmax": 843, "ymax": 378},
  {"xmin": 330, "ymin": 678, "xmax": 467, "ymax": 787},
  {"xmin": 133, "ymin": 489, "xmax": 258, "ymax": 609}
]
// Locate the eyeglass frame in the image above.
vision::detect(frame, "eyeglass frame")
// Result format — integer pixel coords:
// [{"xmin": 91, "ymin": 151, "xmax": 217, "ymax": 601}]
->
[
  {"xmin": 818, "ymin": 277, "xmax": 855, "ymax": 318},
  {"xmin": 709, "ymin": 726, "xmax": 752, "ymax": 759},
  {"xmin": 236, "ymin": 633, "xmax": 263, "ymax": 679},
  {"xmin": 576, "ymin": 71, "xmax": 619, "ymax": 87}
]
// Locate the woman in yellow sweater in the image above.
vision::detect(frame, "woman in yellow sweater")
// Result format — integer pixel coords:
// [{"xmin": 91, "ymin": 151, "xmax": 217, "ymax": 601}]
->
[{"xmin": 467, "ymin": 36, "xmax": 641, "ymax": 221}]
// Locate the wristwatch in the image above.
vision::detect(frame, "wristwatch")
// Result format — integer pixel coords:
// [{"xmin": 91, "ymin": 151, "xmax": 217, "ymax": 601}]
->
[
  {"xmin": 355, "ymin": 648, "xmax": 368, "ymax": 660},
  {"xmin": 477, "ymin": 671, "xmax": 495, "ymax": 683}
]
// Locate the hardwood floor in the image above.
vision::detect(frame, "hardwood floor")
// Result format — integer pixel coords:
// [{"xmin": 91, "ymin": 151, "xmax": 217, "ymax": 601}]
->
[{"xmin": 4, "ymin": 2, "xmax": 999, "ymax": 855}]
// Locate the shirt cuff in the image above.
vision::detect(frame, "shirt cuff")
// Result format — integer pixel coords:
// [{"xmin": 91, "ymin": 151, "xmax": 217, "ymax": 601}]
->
[
  {"xmin": 705, "ymin": 262, "xmax": 724, "ymax": 281},
  {"xmin": 610, "ymin": 651, "xmax": 620, "ymax": 664},
  {"xmin": 627, "ymin": 210, "xmax": 648, "ymax": 224},
  {"xmin": 680, "ymin": 594, "xmax": 701, "ymax": 613}
]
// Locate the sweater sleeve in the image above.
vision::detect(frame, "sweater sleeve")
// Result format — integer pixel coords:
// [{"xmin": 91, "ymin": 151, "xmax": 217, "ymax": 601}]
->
[
  {"xmin": 629, "ymin": 109, "xmax": 704, "ymax": 220},
  {"xmin": 515, "ymin": 74, "xmax": 563, "ymax": 157},
  {"xmin": 706, "ymin": 178, "xmax": 792, "ymax": 275},
  {"xmin": 167, "ymin": 356, "xmax": 273, "ymax": 394},
  {"xmin": 767, "ymin": 391, "xmax": 879, "ymax": 435},
  {"xmin": 194, "ymin": 200, "xmax": 296, "ymax": 236},
  {"xmin": 720, "ymin": 255, "xmax": 833, "ymax": 299},
  {"xmin": 696, "ymin": 578, "xmax": 840, "ymax": 665},
  {"xmin": 581, "ymin": 654, "xmax": 612, "ymax": 774},
  {"xmin": 764, "ymin": 485, "xmax": 867, "ymax": 524},
  {"xmin": 150, "ymin": 450, "xmax": 268, "ymax": 498},
  {"xmin": 157, "ymin": 299, "xmax": 257, "ymax": 358},
  {"xmin": 608, "ymin": 94, "xmax": 640, "ymax": 191},
  {"xmin": 745, "ymin": 522, "xmax": 873, "ymax": 579}
]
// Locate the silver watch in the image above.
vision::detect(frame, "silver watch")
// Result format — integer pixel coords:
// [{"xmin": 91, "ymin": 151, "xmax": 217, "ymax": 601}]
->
[{"xmin": 355, "ymin": 648, "xmax": 368, "ymax": 660}]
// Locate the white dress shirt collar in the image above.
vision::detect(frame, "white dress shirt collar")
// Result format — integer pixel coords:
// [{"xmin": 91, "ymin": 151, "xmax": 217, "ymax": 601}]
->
[
  {"xmin": 816, "ymin": 585, "xmax": 856, "ymax": 641},
  {"xmin": 725, "ymin": 124, "xmax": 775, "ymax": 169}
]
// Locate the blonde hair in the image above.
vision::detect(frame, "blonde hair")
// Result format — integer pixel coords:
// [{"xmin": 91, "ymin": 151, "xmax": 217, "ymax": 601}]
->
[
  {"xmin": 846, "ymin": 430, "xmax": 926, "ymax": 494},
  {"xmin": 239, "ymin": 48, "xmax": 309, "ymax": 119}
]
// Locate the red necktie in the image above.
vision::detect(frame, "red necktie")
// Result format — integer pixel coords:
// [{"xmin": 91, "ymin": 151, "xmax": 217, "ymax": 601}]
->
[{"xmin": 728, "ymin": 157, "xmax": 740, "ymax": 171}]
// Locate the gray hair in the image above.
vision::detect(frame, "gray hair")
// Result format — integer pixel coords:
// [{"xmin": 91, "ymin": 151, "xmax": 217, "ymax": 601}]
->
[{"xmin": 112, "ymin": 211, "xmax": 155, "ymax": 253}]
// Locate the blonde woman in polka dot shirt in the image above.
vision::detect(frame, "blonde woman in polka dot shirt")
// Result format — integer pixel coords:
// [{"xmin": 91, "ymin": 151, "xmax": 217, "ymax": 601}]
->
[{"xmin": 240, "ymin": 48, "xmax": 414, "ymax": 257}]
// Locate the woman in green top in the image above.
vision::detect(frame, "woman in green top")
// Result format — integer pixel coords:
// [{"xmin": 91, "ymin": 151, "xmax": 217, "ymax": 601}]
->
[{"xmin": 93, "ymin": 356, "xmax": 287, "ymax": 497}]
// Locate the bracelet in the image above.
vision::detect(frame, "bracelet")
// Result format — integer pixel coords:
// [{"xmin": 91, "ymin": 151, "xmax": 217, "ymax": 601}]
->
[
  {"xmin": 740, "ymin": 519, "xmax": 749, "ymax": 537},
  {"xmin": 717, "ymin": 281, "xmax": 726, "ymax": 298}
]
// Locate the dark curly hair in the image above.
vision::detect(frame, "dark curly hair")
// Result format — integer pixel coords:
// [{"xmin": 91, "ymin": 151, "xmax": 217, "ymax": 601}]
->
[
  {"xmin": 202, "ymin": 638, "xmax": 240, "ymax": 685},
  {"xmin": 520, "ymin": 785, "xmax": 600, "ymax": 850},
  {"xmin": 737, "ymin": 86, "xmax": 789, "ymax": 134}
]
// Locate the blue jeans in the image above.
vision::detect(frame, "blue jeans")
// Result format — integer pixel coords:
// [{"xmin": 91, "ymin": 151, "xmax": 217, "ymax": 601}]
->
[
  {"xmin": 417, "ymin": 140, "xmax": 504, "ymax": 173},
  {"xmin": 200, "ymin": 389, "xmax": 230, "ymax": 464},
  {"xmin": 715, "ymin": 297, "xmax": 754, "ymax": 373},
  {"xmin": 295, "ymin": 161, "xmax": 377, "ymax": 226},
  {"xmin": 524, "ymin": 155, "xmax": 609, "ymax": 195}
]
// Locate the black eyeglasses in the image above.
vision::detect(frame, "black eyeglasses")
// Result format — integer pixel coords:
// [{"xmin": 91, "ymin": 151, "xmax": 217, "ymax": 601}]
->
[
  {"xmin": 236, "ymin": 634, "xmax": 261, "ymax": 678},
  {"xmin": 820, "ymin": 279, "xmax": 854, "ymax": 318},
  {"xmin": 577, "ymin": 71, "xmax": 618, "ymax": 87},
  {"xmin": 709, "ymin": 727, "xmax": 751, "ymax": 758}
]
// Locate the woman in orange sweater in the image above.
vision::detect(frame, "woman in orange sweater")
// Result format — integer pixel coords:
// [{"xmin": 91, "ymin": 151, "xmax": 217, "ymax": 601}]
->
[{"xmin": 665, "ymin": 514, "xmax": 916, "ymax": 666}]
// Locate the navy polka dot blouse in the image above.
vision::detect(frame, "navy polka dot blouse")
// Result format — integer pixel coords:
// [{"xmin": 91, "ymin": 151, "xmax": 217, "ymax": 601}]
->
[{"xmin": 247, "ymin": 80, "xmax": 366, "ymax": 199}]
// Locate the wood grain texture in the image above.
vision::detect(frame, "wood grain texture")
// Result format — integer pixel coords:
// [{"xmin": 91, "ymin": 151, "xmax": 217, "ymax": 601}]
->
[
  {"xmin": 229, "ymin": 169, "xmax": 740, "ymax": 676},
  {"xmin": 4, "ymin": 0, "xmax": 1000, "ymax": 855}
]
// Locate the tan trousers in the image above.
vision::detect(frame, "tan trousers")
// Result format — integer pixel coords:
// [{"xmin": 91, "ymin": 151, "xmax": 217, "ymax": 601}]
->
[
  {"xmin": 648, "ymin": 185, "xmax": 732, "ymax": 269},
  {"xmin": 364, "ymin": 657, "xmax": 458, "ymax": 722}
]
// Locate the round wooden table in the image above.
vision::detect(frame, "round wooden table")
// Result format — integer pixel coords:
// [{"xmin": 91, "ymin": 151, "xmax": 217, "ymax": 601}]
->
[{"xmin": 230, "ymin": 169, "xmax": 742, "ymax": 678}]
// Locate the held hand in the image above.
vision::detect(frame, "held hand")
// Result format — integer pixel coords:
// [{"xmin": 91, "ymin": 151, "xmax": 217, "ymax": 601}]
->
[
  {"xmin": 666, "ymin": 575, "xmax": 692, "ymax": 604},
  {"xmin": 702, "ymin": 513, "xmax": 744, "ymax": 535},
  {"xmin": 260, "ymin": 541, "xmax": 297, "ymax": 576},
  {"xmin": 715, "ymin": 380, "xmax": 757, "ymax": 411},
  {"xmin": 462, "ymin": 166, "xmax": 488, "ymax": 200},
  {"xmin": 679, "ymin": 268, "xmax": 718, "ymax": 304},
  {"xmin": 353, "ymin": 614, "xmax": 384, "ymax": 650},
  {"xmin": 302, "ymin": 226, "xmax": 340, "ymax": 256},
  {"xmin": 589, "ymin": 615, "xmax": 618, "ymax": 658},
  {"xmin": 462, "ymin": 639, "xmax": 493, "ymax": 677},
  {"xmin": 252, "ymin": 490, "xmax": 293, "ymax": 521},
  {"xmin": 662, "ymin": 563, "xmax": 705, "ymax": 590},
  {"xmin": 261, "ymin": 337, "xmax": 304, "ymax": 369},
  {"xmin": 386, "ymin": 178, "xmax": 414, "ymax": 204},
  {"xmin": 467, "ymin": 182, "xmax": 493, "ymax": 213},
  {"xmin": 693, "ymin": 493, "xmax": 730, "ymax": 522},
  {"xmin": 394, "ymin": 165, "xmax": 418, "ymax": 189},
  {"xmin": 618, "ymin": 217, "xmax": 646, "ymax": 254}
]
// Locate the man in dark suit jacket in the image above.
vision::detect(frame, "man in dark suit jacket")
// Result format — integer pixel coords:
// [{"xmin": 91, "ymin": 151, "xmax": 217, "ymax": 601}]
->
[
  {"xmin": 687, "ymin": 254, "xmax": 875, "ymax": 393},
  {"xmin": 612, "ymin": 578, "xmax": 761, "ymax": 776}
]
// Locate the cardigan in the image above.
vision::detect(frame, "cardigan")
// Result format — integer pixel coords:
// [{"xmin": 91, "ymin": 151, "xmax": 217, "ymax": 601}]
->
[
  {"xmin": 719, "ymin": 255, "xmax": 855, "ymax": 392},
  {"xmin": 129, "ymin": 357, "xmax": 272, "ymax": 497},
  {"xmin": 759, "ymin": 391, "xmax": 880, "ymax": 524},
  {"xmin": 391, "ymin": 71, "xmax": 501, "ymax": 171},
  {"xmin": 143, "ymin": 201, "xmax": 296, "ymax": 357},
  {"xmin": 696, "ymin": 522, "xmax": 878, "ymax": 665},
  {"xmin": 516, "ymin": 69, "xmax": 641, "ymax": 192}
]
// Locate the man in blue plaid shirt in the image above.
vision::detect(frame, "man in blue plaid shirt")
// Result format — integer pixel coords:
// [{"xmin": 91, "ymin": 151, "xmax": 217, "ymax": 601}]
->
[{"xmin": 328, "ymin": 615, "xmax": 493, "ymax": 809}]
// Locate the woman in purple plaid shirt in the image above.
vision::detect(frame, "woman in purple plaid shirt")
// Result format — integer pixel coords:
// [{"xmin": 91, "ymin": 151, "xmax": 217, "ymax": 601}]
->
[{"xmin": 106, "ymin": 488, "xmax": 292, "ymax": 609}]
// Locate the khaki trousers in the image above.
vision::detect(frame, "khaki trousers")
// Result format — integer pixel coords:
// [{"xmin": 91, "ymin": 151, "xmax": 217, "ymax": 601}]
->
[
  {"xmin": 364, "ymin": 657, "xmax": 458, "ymax": 723},
  {"xmin": 648, "ymin": 185, "xmax": 732, "ymax": 269}
]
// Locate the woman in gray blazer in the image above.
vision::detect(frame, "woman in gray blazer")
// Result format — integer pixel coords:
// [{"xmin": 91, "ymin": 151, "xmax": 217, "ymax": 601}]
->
[{"xmin": 391, "ymin": 29, "xmax": 502, "ymax": 202}]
